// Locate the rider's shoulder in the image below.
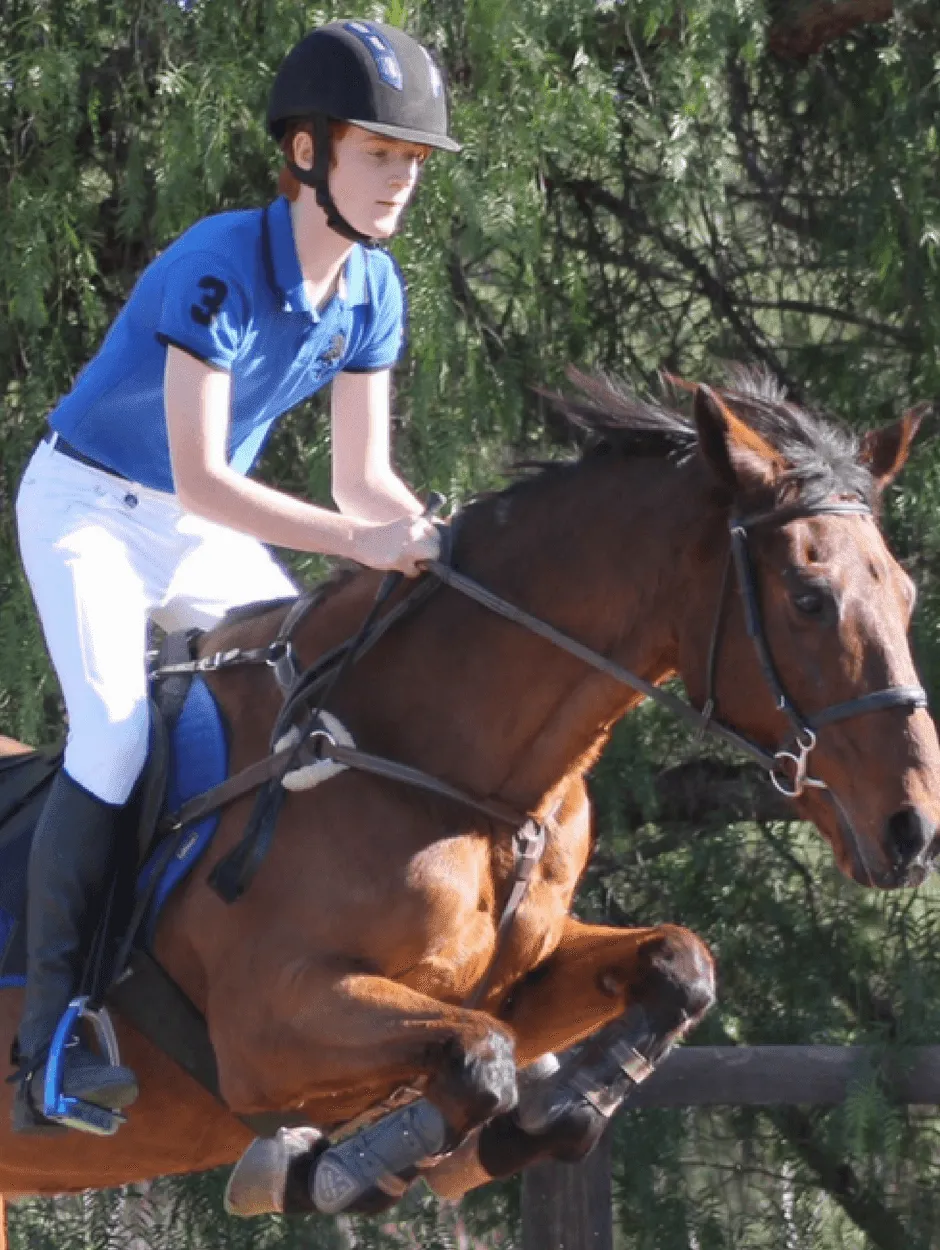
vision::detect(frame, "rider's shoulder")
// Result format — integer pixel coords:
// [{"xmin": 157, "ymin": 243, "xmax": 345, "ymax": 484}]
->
[{"xmin": 156, "ymin": 207, "xmax": 264, "ymax": 278}]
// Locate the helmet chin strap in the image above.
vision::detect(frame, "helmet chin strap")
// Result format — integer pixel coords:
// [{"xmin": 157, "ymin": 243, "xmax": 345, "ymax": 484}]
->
[{"xmin": 287, "ymin": 114, "xmax": 377, "ymax": 246}]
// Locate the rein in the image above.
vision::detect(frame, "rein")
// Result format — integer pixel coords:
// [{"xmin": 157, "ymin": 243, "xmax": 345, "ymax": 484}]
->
[
  {"xmin": 150, "ymin": 513, "xmax": 558, "ymax": 1017},
  {"xmin": 426, "ymin": 499, "xmax": 927, "ymax": 804},
  {"xmin": 154, "ymin": 494, "xmax": 927, "ymax": 882}
]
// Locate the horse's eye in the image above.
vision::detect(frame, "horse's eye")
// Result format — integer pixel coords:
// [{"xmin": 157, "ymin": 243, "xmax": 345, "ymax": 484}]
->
[{"xmin": 793, "ymin": 589, "xmax": 826, "ymax": 617}]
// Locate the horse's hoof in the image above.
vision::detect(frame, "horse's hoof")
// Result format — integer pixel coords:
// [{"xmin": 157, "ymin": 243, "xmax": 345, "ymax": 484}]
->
[{"xmin": 224, "ymin": 1125, "xmax": 324, "ymax": 1217}]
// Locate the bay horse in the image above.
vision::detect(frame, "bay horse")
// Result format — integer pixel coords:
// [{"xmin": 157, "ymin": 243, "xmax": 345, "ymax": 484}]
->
[{"xmin": 0, "ymin": 371, "xmax": 937, "ymax": 1219}]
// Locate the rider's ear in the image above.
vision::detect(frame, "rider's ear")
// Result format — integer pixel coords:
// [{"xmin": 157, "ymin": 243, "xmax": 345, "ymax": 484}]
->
[
  {"xmin": 693, "ymin": 384, "xmax": 780, "ymax": 495},
  {"xmin": 859, "ymin": 403, "xmax": 931, "ymax": 492}
]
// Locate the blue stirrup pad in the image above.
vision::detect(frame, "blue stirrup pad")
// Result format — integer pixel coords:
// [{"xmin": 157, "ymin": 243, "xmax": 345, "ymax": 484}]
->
[{"xmin": 137, "ymin": 676, "xmax": 229, "ymax": 944}]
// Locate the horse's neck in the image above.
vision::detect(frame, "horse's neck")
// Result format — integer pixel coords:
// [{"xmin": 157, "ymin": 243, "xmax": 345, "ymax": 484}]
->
[
  {"xmin": 467, "ymin": 459, "xmax": 709, "ymax": 806},
  {"xmin": 298, "ymin": 456, "xmax": 711, "ymax": 810}
]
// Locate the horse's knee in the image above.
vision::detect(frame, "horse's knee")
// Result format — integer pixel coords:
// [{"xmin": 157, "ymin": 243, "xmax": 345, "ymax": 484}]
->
[
  {"xmin": 633, "ymin": 925, "xmax": 715, "ymax": 1033},
  {"xmin": 425, "ymin": 1023, "xmax": 518, "ymax": 1137}
]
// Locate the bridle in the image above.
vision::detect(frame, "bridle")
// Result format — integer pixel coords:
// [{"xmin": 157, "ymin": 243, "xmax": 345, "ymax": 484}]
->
[
  {"xmin": 156, "ymin": 493, "xmax": 929, "ymax": 899},
  {"xmin": 698, "ymin": 499, "xmax": 927, "ymax": 798},
  {"xmin": 426, "ymin": 496, "xmax": 927, "ymax": 812}
]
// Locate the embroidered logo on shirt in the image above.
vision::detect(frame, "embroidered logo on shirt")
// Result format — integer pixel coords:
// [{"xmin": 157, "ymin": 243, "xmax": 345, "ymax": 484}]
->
[
  {"xmin": 344, "ymin": 21, "xmax": 404, "ymax": 91},
  {"xmin": 320, "ymin": 333, "xmax": 347, "ymax": 365},
  {"xmin": 191, "ymin": 276, "xmax": 228, "ymax": 327}
]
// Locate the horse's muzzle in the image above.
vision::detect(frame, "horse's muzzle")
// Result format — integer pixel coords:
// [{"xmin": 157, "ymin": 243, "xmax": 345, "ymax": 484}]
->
[{"xmin": 882, "ymin": 806, "xmax": 938, "ymax": 889}]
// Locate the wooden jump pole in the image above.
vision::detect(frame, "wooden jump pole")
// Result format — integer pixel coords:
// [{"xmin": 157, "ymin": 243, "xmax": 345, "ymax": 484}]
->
[
  {"xmin": 521, "ymin": 1045, "xmax": 940, "ymax": 1250},
  {"xmin": 629, "ymin": 1044, "xmax": 940, "ymax": 1108}
]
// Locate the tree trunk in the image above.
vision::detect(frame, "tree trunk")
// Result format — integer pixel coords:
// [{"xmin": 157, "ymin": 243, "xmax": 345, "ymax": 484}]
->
[{"xmin": 521, "ymin": 1127, "xmax": 614, "ymax": 1250}]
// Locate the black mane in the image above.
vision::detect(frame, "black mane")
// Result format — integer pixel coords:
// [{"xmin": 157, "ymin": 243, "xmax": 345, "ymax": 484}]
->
[
  {"xmin": 537, "ymin": 364, "xmax": 874, "ymax": 508},
  {"xmin": 219, "ymin": 366, "xmax": 874, "ymax": 633}
]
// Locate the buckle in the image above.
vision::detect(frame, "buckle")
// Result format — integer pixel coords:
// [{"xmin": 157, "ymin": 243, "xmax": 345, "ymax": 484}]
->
[
  {"xmin": 265, "ymin": 640, "xmax": 298, "ymax": 694},
  {"xmin": 195, "ymin": 649, "xmax": 234, "ymax": 673}
]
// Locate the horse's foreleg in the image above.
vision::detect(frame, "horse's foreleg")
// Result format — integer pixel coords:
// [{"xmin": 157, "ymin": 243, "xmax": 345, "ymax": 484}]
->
[
  {"xmin": 215, "ymin": 971, "xmax": 517, "ymax": 1132},
  {"xmin": 425, "ymin": 918, "xmax": 715, "ymax": 1199},
  {"xmin": 217, "ymin": 971, "xmax": 518, "ymax": 1219},
  {"xmin": 225, "ymin": 922, "xmax": 713, "ymax": 1217},
  {"xmin": 504, "ymin": 918, "xmax": 715, "ymax": 1066}
]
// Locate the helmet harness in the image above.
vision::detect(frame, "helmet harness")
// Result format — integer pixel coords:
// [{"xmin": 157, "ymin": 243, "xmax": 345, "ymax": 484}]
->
[{"xmin": 269, "ymin": 21, "xmax": 460, "ymax": 245}]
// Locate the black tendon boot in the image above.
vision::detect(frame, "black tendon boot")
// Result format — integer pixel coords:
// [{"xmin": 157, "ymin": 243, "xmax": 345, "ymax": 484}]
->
[{"xmin": 12, "ymin": 770, "xmax": 138, "ymax": 1134}]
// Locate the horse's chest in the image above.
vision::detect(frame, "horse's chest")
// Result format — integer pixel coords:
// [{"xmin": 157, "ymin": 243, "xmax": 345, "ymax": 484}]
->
[{"xmin": 388, "ymin": 835, "xmax": 573, "ymax": 1001}]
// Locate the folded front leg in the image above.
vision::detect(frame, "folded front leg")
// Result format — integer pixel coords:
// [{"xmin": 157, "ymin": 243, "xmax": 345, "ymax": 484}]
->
[
  {"xmin": 214, "ymin": 969, "xmax": 519, "ymax": 1217},
  {"xmin": 426, "ymin": 917, "xmax": 716, "ymax": 1199}
]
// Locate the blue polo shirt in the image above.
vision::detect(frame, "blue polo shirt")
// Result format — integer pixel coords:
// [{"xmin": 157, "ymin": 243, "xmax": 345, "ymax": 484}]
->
[{"xmin": 49, "ymin": 196, "xmax": 406, "ymax": 492}]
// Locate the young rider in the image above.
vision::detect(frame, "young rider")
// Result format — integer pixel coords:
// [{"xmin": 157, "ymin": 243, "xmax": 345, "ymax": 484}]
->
[{"xmin": 12, "ymin": 19, "xmax": 459, "ymax": 1133}]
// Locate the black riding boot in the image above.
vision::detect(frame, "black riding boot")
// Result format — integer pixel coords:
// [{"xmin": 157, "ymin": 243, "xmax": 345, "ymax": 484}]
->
[{"xmin": 12, "ymin": 769, "xmax": 139, "ymax": 1134}]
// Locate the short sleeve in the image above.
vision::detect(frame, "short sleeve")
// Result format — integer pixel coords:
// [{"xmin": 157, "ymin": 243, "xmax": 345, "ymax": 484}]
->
[
  {"xmin": 155, "ymin": 253, "xmax": 250, "ymax": 370},
  {"xmin": 344, "ymin": 252, "xmax": 406, "ymax": 374}
]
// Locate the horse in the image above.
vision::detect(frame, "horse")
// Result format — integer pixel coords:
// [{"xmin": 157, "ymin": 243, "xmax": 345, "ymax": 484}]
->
[{"xmin": 0, "ymin": 369, "xmax": 937, "ymax": 1221}]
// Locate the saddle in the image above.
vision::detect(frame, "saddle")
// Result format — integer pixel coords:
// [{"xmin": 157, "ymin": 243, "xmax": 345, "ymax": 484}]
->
[
  {"xmin": 0, "ymin": 625, "xmax": 252, "ymax": 1134},
  {"xmin": 0, "ymin": 632, "xmax": 226, "ymax": 968}
]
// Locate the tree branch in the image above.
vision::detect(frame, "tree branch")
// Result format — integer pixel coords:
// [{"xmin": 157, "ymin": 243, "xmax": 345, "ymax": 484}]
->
[
  {"xmin": 769, "ymin": 1105, "xmax": 912, "ymax": 1249},
  {"xmin": 551, "ymin": 169, "xmax": 802, "ymax": 396},
  {"xmin": 769, "ymin": 1, "xmax": 894, "ymax": 60}
]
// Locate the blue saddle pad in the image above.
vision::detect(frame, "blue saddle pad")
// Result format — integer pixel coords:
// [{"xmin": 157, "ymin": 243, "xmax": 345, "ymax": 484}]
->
[
  {"xmin": 0, "ymin": 677, "xmax": 229, "ymax": 985},
  {"xmin": 137, "ymin": 675, "xmax": 229, "ymax": 944}
]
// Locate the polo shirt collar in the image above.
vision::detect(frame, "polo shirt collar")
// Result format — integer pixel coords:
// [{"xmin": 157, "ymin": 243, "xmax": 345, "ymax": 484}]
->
[{"xmin": 262, "ymin": 196, "xmax": 369, "ymax": 318}]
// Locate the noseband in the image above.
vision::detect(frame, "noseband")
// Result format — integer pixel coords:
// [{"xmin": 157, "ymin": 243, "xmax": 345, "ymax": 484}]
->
[{"xmin": 428, "ymin": 497, "xmax": 928, "ymax": 801}]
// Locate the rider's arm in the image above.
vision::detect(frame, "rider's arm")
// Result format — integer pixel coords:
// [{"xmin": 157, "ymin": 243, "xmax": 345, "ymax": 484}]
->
[
  {"xmin": 165, "ymin": 348, "xmax": 438, "ymax": 574},
  {"xmin": 330, "ymin": 368, "xmax": 423, "ymax": 522},
  {"xmin": 165, "ymin": 345, "xmax": 367, "ymax": 558}
]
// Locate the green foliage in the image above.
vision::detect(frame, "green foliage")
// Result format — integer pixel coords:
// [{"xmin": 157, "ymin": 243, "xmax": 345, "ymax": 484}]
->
[{"xmin": 3, "ymin": 0, "xmax": 940, "ymax": 1245}]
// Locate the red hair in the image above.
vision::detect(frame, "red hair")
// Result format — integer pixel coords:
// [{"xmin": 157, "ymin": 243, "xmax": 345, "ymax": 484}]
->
[{"xmin": 278, "ymin": 119, "xmax": 351, "ymax": 202}]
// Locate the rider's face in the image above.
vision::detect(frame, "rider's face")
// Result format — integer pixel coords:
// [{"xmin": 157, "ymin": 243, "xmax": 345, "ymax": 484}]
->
[{"xmin": 328, "ymin": 125, "xmax": 429, "ymax": 239}]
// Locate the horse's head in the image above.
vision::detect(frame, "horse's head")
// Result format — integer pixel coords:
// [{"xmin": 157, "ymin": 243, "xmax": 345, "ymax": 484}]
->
[{"xmin": 679, "ymin": 376, "xmax": 939, "ymax": 889}]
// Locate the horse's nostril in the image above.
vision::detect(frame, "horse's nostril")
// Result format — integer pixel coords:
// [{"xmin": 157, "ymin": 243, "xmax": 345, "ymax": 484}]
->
[{"xmin": 886, "ymin": 807, "xmax": 935, "ymax": 866}]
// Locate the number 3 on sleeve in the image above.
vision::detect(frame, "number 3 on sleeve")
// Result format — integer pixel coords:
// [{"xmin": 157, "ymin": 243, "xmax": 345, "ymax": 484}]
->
[{"xmin": 190, "ymin": 276, "xmax": 229, "ymax": 327}]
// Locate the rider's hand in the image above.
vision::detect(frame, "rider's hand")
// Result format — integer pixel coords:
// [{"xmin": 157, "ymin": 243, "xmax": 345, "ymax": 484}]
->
[{"xmin": 352, "ymin": 514, "xmax": 441, "ymax": 576}]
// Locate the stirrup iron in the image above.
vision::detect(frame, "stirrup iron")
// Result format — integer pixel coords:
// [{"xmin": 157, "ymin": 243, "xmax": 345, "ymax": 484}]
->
[{"xmin": 42, "ymin": 996, "xmax": 126, "ymax": 1136}]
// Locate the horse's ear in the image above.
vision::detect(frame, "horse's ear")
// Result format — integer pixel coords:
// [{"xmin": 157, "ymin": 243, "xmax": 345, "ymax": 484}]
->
[
  {"xmin": 693, "ymin": 384, "xmax": 780, "ymax": 494},
  {"xmin": 859, "ymin": 403, "xmax": 931, "ymax": 491}
]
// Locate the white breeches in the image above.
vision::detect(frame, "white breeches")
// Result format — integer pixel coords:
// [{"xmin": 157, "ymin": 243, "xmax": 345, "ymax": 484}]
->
[{"xmin": 16, "ymin": 437, "xmax": 298, "ymax": 805}]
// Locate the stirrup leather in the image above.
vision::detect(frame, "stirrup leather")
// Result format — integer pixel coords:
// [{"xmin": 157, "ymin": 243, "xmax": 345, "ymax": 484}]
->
[{"xmin": 41, "ymin": 997, "xmax": 126, "ymax": 1136}]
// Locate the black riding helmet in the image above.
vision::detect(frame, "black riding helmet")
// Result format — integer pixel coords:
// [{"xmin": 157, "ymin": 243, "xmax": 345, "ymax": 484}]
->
[{"xmin": 268, "ymin": 20, "xmax": 460, "ymax": 243}]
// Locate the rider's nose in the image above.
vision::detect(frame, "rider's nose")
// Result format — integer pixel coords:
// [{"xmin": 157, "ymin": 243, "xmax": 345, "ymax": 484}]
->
[{"xmin": 886, "ymin": 806, "xmax": 936, "ymax": 868}]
